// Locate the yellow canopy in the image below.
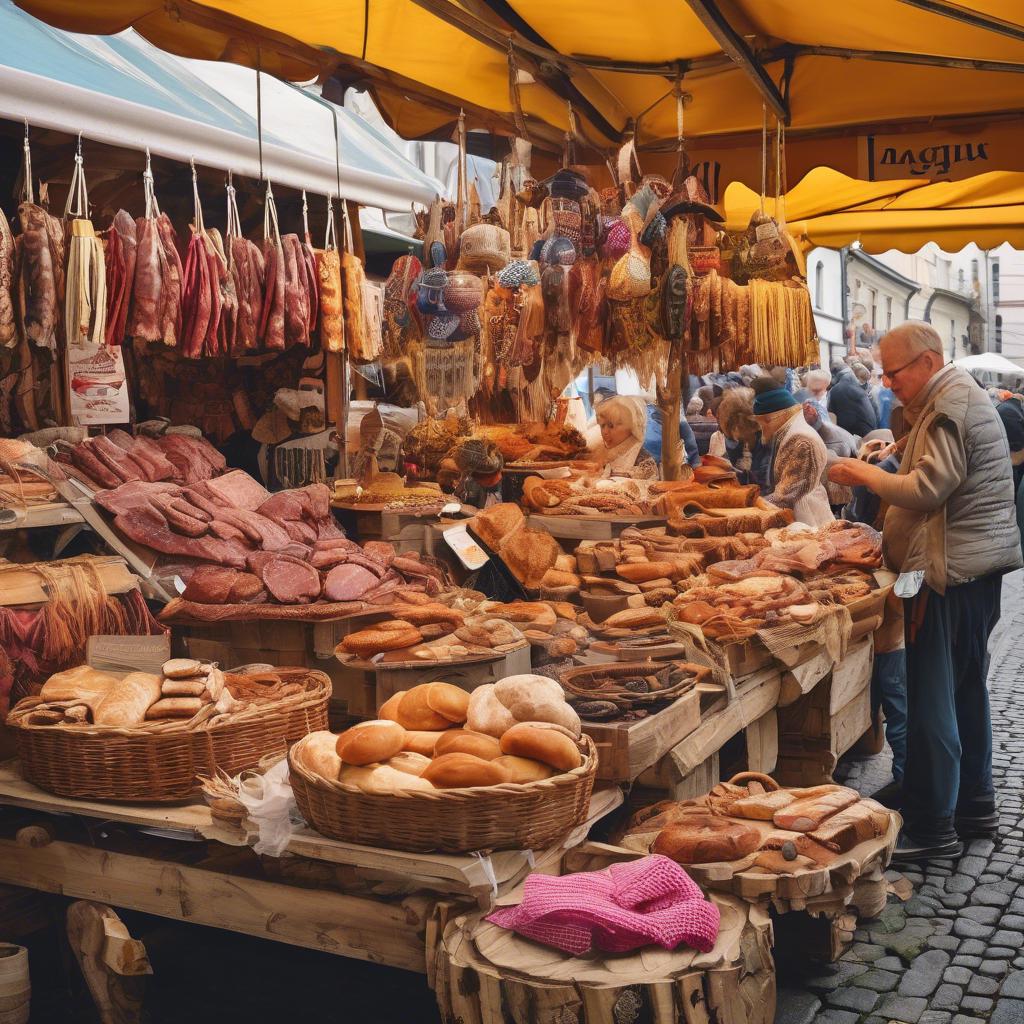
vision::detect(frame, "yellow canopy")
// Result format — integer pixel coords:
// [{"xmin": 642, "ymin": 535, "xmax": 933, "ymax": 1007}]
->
[
  {"xmin": 15, "ymin": 1, "xmax": 1024, "ymax": 190},
  {"xmin": 724, "ymin": 166, "xmax": 1024, "ymax": 252}
]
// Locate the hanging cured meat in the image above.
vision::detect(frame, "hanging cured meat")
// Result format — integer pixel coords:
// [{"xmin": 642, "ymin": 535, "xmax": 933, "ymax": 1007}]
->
[
  {"xmin": 17, "ymin": 201, "xmax": 62, "ymax": 350},
  {"xmin": 104, "ymin": 211, "xmax": 136, "ymax": 346},
  {"xmin": 180, "ymin": 221, "xmax": 210, "ymax": 358},
  {"xmin": 207, "ymin": 228, "xmax": 237, "ymax": 357},
  {"xmin": 130, "ymin": 215, "xmax": 162, "ymax": 343},
  {"xmin": 281, "ymin": 233, "xmax": 310, "ymax": 348},
  {"xmin": 225, "ymin": 182, "xmax": 262, "ymax": 355},
  {"xmin": 155, "ymin": 213, "xmax": 183, "ymax": 347},
  {"xmin": 0, "ymin": 210, "xmax": 15, "ymax": 349},
  {"xmin": 259, "ymin": 184, "xmax": 286, "ymax": 351}
]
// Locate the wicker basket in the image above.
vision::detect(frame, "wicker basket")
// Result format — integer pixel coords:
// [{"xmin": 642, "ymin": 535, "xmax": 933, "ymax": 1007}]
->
[
  {"xmin": 289, "ymin": 734, "xmax": 598, "ymax": 853},
  {"xmin": 9, "ymin": 668, "xmax": 330, "ymax": 803}
]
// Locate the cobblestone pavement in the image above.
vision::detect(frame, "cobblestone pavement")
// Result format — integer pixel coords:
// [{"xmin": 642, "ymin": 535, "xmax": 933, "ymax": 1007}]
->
[{"xmin": 775, "ymin": 571, "xmax": 1024, "ymax": 1024}]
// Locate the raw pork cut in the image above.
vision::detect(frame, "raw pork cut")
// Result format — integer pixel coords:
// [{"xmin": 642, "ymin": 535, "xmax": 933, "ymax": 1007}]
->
[
  {"xmin": 323, "ymin": 563, "xmax": 378, "ymax": 601},
  {"xmin": 260, "ymin": 556, "xmax": 321, "ymax": 604},
  {"xmin": 181, "ymin": 565, "xmax": 236, "ymax": 603},
  {"xmin": 205, "ymin": 469, "xmax": 270, "ymax": 511},
  {"xmin": 114, "ymin": 507, "xmax": 246, "ymax": 567},
  {"xmin": 95, "ymin": 480, "xmax": 181, "ymax": 515}
]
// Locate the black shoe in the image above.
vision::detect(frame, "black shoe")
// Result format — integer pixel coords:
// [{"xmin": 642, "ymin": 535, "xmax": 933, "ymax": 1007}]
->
[
  {"xmin": 890, "ymin": 828, "xmax": 963, "ymax": 865},
  {"xmin": 869, "ymin": 779, "xmax": 903, "ymax": 810},
  {"xmin": 955, "ymin": 796, "xmax": 999, "ymax": 839}
]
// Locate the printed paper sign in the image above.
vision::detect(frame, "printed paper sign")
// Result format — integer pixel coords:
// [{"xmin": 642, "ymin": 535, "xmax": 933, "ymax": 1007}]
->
[{"xmin": 67, "ymin": 343, "xmax": 130, "ymax": 425}]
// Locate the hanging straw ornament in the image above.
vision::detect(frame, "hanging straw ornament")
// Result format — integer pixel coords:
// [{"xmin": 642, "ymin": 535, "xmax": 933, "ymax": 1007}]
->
[
  {"xmin": 317, "ymin": 194, "xmax": 345, "ymax": 354},
  {"xmin": 63, "ymin": 134, "xmax": 106, "ymax": 349}
]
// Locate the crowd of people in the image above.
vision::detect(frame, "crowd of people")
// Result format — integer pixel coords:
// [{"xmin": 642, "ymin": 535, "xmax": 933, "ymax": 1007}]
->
[{"xmin": 585, "ymin": 321, "xmax": 1024, "ymax": 864}]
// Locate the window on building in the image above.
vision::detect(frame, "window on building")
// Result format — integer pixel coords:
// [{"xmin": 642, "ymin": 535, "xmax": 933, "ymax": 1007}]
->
[
  {"xmin": 971, "ymin": 258, "xmax": 979, "ymax": 284},
  {"xmin": 885, "ymin": 296, "xmax": 893, "ymax": 330},
  {"xmin": 950, "ymin": 319, "xmax": 956, "ymax": 358},
  {"xmin": 958, "ymin": 268, "xmax": 965, "ymax": 291},
  {"xmin": 814, "ymin": 262, "xmax": 824, "ymax": 310},
  {"xmin": 996, "ymin": 315, "xmax": 1003, "ymax": 354},
  {"xmin": 854, "ymin": 278, "xmax": 861, "ymax": 300},
  {"xmin": 869, "ymin": 288, "xmax": 878, "ymax": 329},
  {"xmin": 993, "ymin": 261, "xmax": 1000, "ymax": 303}
]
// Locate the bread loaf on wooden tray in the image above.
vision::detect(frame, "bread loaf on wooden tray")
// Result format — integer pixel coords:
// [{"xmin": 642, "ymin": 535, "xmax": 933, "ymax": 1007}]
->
[
  {"xmin": 772, "ymin": 787, "xmax": 860, "ymax": 832},
  {"xmin": 808, "ymin": 798, "xmax": 891, "ymax": 851}
]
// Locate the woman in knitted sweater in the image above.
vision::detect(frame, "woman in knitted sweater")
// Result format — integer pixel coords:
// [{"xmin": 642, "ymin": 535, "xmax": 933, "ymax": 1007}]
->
[{"xmin": 752, "ymin": 378, "xmax": 834, "ymax": 526}]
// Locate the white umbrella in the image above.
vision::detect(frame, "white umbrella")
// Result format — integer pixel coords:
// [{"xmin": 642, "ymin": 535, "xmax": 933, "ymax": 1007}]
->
[{"xmin": 953, "ymin": 353, "xmax": 1024, "ymax": 377}]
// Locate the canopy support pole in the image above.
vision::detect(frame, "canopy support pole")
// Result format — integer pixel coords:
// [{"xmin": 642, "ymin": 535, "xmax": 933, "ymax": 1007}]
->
[
  {"xmin": 892, "ymin": 0, "xmax": 1024, "ymax": 44},
  {"xmin": 680, "ymin": 0, "xmax": 790, "ymax": 124},
  {"xmin": 659, "ymin": 349, "xmax": 689, "ymax": 481}
]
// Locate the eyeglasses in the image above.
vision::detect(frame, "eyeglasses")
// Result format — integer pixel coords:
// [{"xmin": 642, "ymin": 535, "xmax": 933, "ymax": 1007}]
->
[{"xmin": 881, "ymin": 351, "xmax": 925, "ymax": 386}]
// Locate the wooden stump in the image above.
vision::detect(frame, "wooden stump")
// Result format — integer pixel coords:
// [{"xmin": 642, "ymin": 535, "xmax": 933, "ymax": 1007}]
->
[
  {"xmin": 66, "ymin": 902, "xmax": 151, "ymax": 1024},
  {"xmin": 434, "ymin": 893, "xmax": 775, "ymax": 1024}
]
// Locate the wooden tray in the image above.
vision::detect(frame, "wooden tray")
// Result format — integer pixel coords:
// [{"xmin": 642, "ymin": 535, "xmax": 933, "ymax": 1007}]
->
[{"xmin": 582, "ymin": 688, "xmax": 701, "ymax": 783}]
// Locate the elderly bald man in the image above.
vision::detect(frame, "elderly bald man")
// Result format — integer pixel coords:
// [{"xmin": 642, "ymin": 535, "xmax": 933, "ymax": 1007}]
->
[{"xmin": 829, "ymin": 322, "xmax": 1022, "ymax": 863}]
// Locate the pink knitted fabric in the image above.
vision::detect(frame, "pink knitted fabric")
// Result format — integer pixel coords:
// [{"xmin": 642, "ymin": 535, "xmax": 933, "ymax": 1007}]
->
[{"xmin": 486, "ymin": 855, "xmax": 720, "ymax": 955}]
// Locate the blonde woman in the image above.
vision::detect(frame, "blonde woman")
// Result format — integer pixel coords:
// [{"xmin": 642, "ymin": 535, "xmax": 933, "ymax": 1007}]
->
[{"xmin": 589, "ymin": 395, "xmax": 659, "ymax": 480}]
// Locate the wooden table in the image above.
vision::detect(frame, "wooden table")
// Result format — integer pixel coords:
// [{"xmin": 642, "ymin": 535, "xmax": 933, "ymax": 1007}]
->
[{"xmin": 0, "ymin": 762, "xmax": 622, "ymax": 974}]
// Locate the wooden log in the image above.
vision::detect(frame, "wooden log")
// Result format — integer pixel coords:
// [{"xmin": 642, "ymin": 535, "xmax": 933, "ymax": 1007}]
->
[
  {"xmin": 0, "ymin": 837, "xmax": 425, "ymax": 971},
  {"xmin": 66, "ymin": 902, "xmax": 150, "ymax": 1024},
  {"xmin": 744, "ymin": 710, "xmax": 778, "ymax": 774}
]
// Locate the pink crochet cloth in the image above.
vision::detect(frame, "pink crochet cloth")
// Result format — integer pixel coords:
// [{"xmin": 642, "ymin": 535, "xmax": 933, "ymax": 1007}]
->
[{"xmin": 486, "ymin": 855, "xmax": 720, "ymax": 955}]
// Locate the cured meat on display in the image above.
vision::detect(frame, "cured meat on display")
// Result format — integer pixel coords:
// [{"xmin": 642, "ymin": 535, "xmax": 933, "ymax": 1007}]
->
[
  {"xmin": 130, "ymin": 214, "xmax": 163, "ymax": 343},
  {"xmin": 0, "ymin": 209, "xmax": 16, "ymax": 348},
  {"xmin": 104, "ymin": 211, "xmax": 137, "ymax": 346},
  {"xmin": 17, "ymin": 202, "xmax": 62, "ymax": 349}
]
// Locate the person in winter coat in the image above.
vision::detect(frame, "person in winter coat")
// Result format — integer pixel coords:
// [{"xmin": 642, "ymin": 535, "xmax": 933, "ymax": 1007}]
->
[
  {"xmin": 829, "ymin": 321, "xmax": 1022, "ymax": 863},
  {"xmin": 828, "ymin": 361, "xmax": 879, "ymax": 437},
  {"xmin": 751, "ymin": 378, "xmax": 834, "ymax": 526},
  {"xmin": 994, "ymin": 390, "xmax": 1024, "ymax": 489},
  {"xmin": 803, "ymin": 401, "xmax": 859, "ymax": 514}
]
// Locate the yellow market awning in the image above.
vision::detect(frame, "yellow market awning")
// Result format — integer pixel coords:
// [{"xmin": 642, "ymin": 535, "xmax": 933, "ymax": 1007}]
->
[
  {"xmin": 15, "ymin": 0, "xmax": 1024, "ymax": 194},
  {"xmin": 724, "ymin": 166, "xmax": 1024, "ymax": 252}
]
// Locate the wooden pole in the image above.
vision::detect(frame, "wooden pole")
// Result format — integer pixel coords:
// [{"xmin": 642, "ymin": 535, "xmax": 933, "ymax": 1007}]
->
[{"xmin": 659, "ymin": 348, "xmax": 688, "ymax": 480}]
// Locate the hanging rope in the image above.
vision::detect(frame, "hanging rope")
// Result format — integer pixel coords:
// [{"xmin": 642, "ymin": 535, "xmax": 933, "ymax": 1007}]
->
[
  {"xmin": 255, "ymin": 59, "xmax": 265, "ymax": 182},
  {"xmin": 63, "ymin": 133, "xmax": 88, "ymax": 220},
  {"xmin": 21, "ymin": 119, "xmax": 33, "ymax": 205},
  {"xmin": 507, "ymin": 39, "xmax": 531, "ymax": 144},
  {"xmin": 760, "ymin": 104, "xmax": 768, "ymax": 216}
]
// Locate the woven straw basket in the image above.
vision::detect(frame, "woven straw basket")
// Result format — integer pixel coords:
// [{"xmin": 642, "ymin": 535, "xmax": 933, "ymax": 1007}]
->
[
  {"xmin": 10, "ymin": 668, "xmax": 330, "ymax": 803},
  {"xmin": 289, "ymin": 734, "xmax": 598, "ymax": 853}
]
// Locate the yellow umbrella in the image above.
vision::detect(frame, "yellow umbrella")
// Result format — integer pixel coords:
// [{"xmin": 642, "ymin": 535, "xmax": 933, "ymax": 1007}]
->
[
  {"xmin": 15, "ymin": 0, "xmax": 1024, "ymax": 186},
  {"xmin": 725, "ymin": 167, "xmax": 1024, "ymax": 253}
]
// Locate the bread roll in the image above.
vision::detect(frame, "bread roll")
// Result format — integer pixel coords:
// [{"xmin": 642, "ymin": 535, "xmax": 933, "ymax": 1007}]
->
[
  {"xmin": 402, "ymin": 730, "xmax": 445, "ymax": 756},
  {"xmin": 603, "ymin": 607, "xmax": 664, "ymax": 629},
  {"xmin": 386, "ymin": 751, "xmax": 432, "ymax": 777},
  {"xmin": 434, "ymin": 730, "xmax": 502, "ymax": 760},
  {"xmin": 421, "ymin": 752, "xmax": 509, "ymax": 789},
  {"xmin": 466, "ymin": 684, "xmax": 516, "ymax": 737},
  {"xmin": 425, "ymin": 682, "xmax": 471, "ymax": 724},
  {"xmin": 378, "ymin": 690, "xmax": 407, "ymax": 723},
  {"xmin": 161, "ymin": 678, "xmax": 208, "ymax": 698},
  {"xmin": 162, "ymin": 658, "xmax": 205, "ymax": 680},
  {"xmin": 338, "ymin": 764, "xmax": 434, "ymax": 793},
  {"xmin": 653, "ymin": 815, "xmax": 762, "ymax": 864},
  {"xmin": 40, "ymin": 665, "xmax": 118, "ymax": 707},
  {"xmin": 616, "ymin": 561, "xmax": 676, "ymax": 583},
  {"xmin": 335, "ymin": 720, "xmax": 406, "ymax": 765},
  {"xmin": 493, "ymin": 675, "xmax": 582, "ymax": 737},
  {"xmin": 395, "ymin": 684, "xmax": 453, "ymax": 731},
  {"xmin": 493, "ymin": 755, "xmax": 553, "ymax": 783},
  {"xmin": 499, "ymin": 722, "xmax": 582, "ymax": 773},
  {"xmin": 146, "ymin": 697, "xmax": 203, "ymax": 720},
  {"xmin": 340, "ymin": 620, "xmax": 423, "ymax": 659},
  {"xmin": 93, "ymin": 672, "xmax": 163, "ymax": 727},
  {"xmin": 296, "ymin": 731, "xmax": 342, "ymax": 781}
]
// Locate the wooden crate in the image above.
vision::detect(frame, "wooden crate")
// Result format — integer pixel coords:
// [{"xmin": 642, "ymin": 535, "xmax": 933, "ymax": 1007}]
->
[
  {"xmin": 582, "ymin": 688, "xmax": 700, "ymax": 783},
  {"xmin": 373, "ymin": 644, "xmax": 533, "ymax": 708}
]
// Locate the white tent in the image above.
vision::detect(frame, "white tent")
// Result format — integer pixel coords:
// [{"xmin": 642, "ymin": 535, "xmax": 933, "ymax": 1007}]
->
[
  {"xmin": 0, "ymin": 0, "xmax": 441, "ymax": 211},
  {"xmin": 954, "ymin": 353, "xmax": 1024, "ymax": 377}
]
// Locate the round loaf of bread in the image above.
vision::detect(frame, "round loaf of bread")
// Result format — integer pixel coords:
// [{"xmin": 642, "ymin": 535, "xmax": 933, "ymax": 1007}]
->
[
  {"xmin": 386, "ymin": 751, "xmax": 432, "ymax": 776},
  {"xmin": 295, "ymin": 730, "xmax": 343, "ymax": 781},
  {"xmin": 335, "ymin": 720, "xmax": 406, "ymax": 766},
  {"xmin": 378, "ymin": 689, "xmax": 407, "ymax": 723},
  {"xmin": 493, "ymin": 675, "xmax": 582, "ymax": 737},
  {"xmin": 341, "ymin": 620, "xmax": 423, "ymax": 659},
  {"xmin": 466, "ymin": 684, "xmax": 516, "ymax": 737},
  {"xmin": 493, "ymin": 754, "xmax": 554, "ymax": 783},
  {"xmin": 434, "ymin": 729, "xmax": 502, "ymax": 760},
  {"xmin": 425, "ymin": 682, "xmax": 471, "ymax": 724},
  {"xmin": 499, "ymin": 722, "xmax": 582, "ymax": 773},
  {"xmin": 651, "ymin": 814, "xmax": 761, "ymax": 864},
  {"xmin": 338, "ymin": 763, "xmax": 434, "ymax": 793},
  {"xmin": 421, "ymin": 752, "xmax": 509, "ymax": 789},
  {"xmin": 396, "ymin": 684, "xmax": 453, "ymax": 730},
  {"xmin": 402, "ymin": 730, "xmax": 445, "ymax": 756}
]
